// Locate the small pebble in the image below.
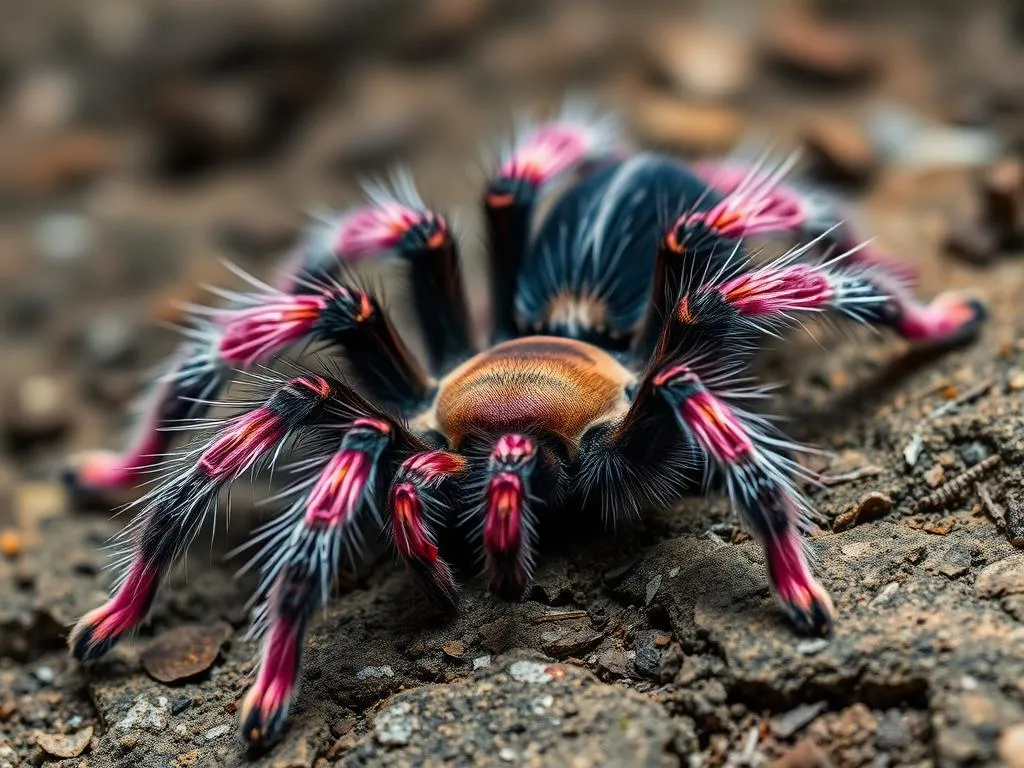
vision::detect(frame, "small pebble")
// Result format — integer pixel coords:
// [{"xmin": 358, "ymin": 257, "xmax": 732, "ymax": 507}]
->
[
  {"xmin": 981, "ymin": 156, "xmax": 1023, "ymax": 239},
  {"xmin": 647, "ymin": 24, "xmax": 753, "ymax": 100},
  {"xmin": 441, "ymin": 640, "xmax": 465, "ymax": 660},
  {"xmin": 3, "ymin": 375, "xmax": 70, "ymax": 442},
  {"xmin": 803, "ymin": 115, "xmax": 879, "ymax": 184},
  {"xmin": 36, "ymin": 726, "xmax": 93, "ymax": 759},
  {"xmin": 140, "ymin": 623, "xmax": 233, "ymax": 684},
  {"xmin": 796, "ymin": 638, "xmax": 829, "ymax": 655},
  {"xmin": 34, "ymin": 666, "xmax": 55, "ymax": 685},
  {"xmin": 999, "ymin": 723, "xmax": 1024, "ymax": 768},
  {"xmin": 924, "ymin": 465, "xmax": 945, "ymax": 488},
  {"xmin": 0, "ymin": 531, "xmax": 22, "ymax": 559},
  {"xmin": 203, "ymin": 724, "xmax": 230, "ymax": 741},
  {"xmin": 33, "ymin": 212, "xmax": 92, "ymax": 262},
  {"xmin": 764, "ymin": 17, "xmax": 878, "ymax": 83}
]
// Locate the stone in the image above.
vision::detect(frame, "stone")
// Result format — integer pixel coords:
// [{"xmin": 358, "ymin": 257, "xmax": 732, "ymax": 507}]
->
[
  {"xmin": 2, "ymin": 375, "xmax": 71, "ymax": 443},
  {"xmin": 924, "ymin": 464, "xmax": 946, "ymax": 488},
  {"xmin": 140, "ymin": 623, "xmax": 233, "ymax": 684},
  {"xmin": 632, "ymin": 95, "xmax": 743, "ymax": 155},
  {"xmin": 975, "ymin": 556, "xmax": 1024, "ymax": 598},
  {"xmin": 12, "ymin": 132, "xmax": 114, "ymax": 196},
  {"xmin": 833, "ymin": 492, "xmax": 892, "ymax": 531},
  {"xmin": 647, "ymin": 24, "xmax": 753, "ymax": 100},
  {"xmin": 764, "ymin": 17, "xmax": 879, "ymax": 83},
  {"xmin": 999, "ymin": 724, "xmax": 1024, "ymax": 768},
  {"xmin": 945, "ymin": 216, "xmax": 999, "ymax": 265},
  {"xmin": 981, "ymin": 156, "xmax": 1024, "ymax": 240},
  {"xmin": 771, "ymin": 701, "xmax": 828, "ymax": 739},
  {"xmin": 36, "ymin": 726, "xmax": 93, "ymax": 758},
  {"xmin": 803, "ymin": 116, "xmax": 879, "ymax": 185},
  {"xmin": 771, "ymin": 737, "xmax": 836, "ymax": 768}
]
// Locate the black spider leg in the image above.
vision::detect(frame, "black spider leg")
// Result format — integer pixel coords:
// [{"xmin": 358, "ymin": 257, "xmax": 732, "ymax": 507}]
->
[
  {"xmin": 398, "ymin": 218, "xmax": 474, "ymax": 373},
  {"xmin": 236, "ymin": 399, "xmax": 435, "ymax": 746},
  {"xmin": 64, "ymin": 265, "xmax": 434, "ymax": 497},
  {"xmin": 483, "ymin": 112, "xmax": 624, "ymax": 342},
  {"xmin": 515, "ymin": 154, "xmax": 715, "ymax": 350},
  {"xmin": 68, "ymin": 373, "xmax": 339, "ymax": 662},
  {"xmin": 581, "ymin": 262, "xmax": 835, "ymax": 635},
  {"xmin": 689, "ymin": 158, "xmax": 986, "ymax": 344}
]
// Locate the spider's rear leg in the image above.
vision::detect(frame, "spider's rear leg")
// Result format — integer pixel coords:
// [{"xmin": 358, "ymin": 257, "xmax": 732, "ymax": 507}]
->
[
  {"xmin": 687, "ymin": 159, "xmax": 986, "ymax": 343},
  {"xmin": 65, "ymin": 278, "xmax": 431, "ymax": 496},
  {"xmin": 484, "ymin": 106, "xmax": 624, "ymax": 340},
  {"xmin": 69, "ymin": 374, "xmax": 336, "ymax": 661},
  {"xmin": 695, "ymin": 253, "xmax": 986, "ymax": 344}
]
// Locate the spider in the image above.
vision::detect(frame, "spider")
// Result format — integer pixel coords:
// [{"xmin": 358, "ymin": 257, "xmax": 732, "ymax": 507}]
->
[{"xmin": 65, "ymin": 104, "xmax": 985, "ymax": 746}]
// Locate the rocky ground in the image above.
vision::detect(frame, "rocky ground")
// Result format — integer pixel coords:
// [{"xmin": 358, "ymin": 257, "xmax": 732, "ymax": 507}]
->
[{"xmin": 1, "ymin": 1, "xmax": 1024, "ymax": 766}]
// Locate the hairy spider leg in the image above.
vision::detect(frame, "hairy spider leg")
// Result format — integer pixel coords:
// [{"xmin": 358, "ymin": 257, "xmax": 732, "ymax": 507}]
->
[
  {"xmin": 65, "ymin": 275, "xmax": 432, "ymax": 495},
  {"xmin": 69, "ymin": 375, "xmax": 336, "ymax": 661},
  {"xmin": 600, "ymin": 281, "xmax": 833, "ymax": 632},
  {"xmin": 464, "ymin": 433, "xmax": 567, "ymax": 599},
  {"xmin": 689, "ymin": 160, "xmax": 986, "ymax": 342},
  {"xmin": 485, "ymin": 108, "xmax": 625, "ymax": 340},
  {"xmin": 388, "ymin": 450, "xmax": 467, "ymax": 607},
  {"xmin": 240, "ymin": 415, "xmax": 415, "ymax": 746},
  {"xmin": 515, "ymin": 154, "xmax": 717, "ymax": 350}
]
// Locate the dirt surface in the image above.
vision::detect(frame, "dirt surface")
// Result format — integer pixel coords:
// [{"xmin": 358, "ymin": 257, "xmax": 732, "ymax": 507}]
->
[{"xmin": 1, "ymin": 1, "xmax": 1024, "ymax": 766}]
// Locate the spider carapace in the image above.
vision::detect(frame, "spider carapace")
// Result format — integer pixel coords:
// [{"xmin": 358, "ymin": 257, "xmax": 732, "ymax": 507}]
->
[{"xmin": 65, "ymin": 105, "xmax": 985, "ymax": 745}]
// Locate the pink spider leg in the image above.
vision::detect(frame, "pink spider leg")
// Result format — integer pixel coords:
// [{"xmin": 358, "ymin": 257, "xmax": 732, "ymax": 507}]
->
[
  {"xmin": 693, "ymin": 158, "xmax": 919, "ymax": 283},
  {"xmin": 611, "ymin": 282, "xmax": 831, "ymax": 633},
  {"xmin": 239, "ymin": 415, "xmax": 428, "ymax": 745},
  {"xmin": 388, "ymin": 450, "xmax": 467, "ymax": 607},
  {"xmin": 308, "ymin": 178, "xmax": 472, "ymax": 371},
  {"xmin": 485, "ymin": 104, "xmax": 625, "ymax": 339},
  {"xmin": 66, "ymin": 280, "xmax": 431, "ymax": 496},
  {"xmin": 707, "ymin": 248, "xmax": 987, "ymax": 343},
  {"xmin": 69, "ymin": 375, "xmax": 336, "ymax": 661},
  {"xmin": 653, "ymin": 363, "xmax": 833, "ymax": 634}
]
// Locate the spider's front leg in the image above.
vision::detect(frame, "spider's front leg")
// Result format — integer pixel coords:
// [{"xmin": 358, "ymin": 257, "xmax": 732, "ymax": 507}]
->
[
  {"xmin": 586, "ymin": 356, "xmax": 832, "ymax": 634},
  {"xmin": 239, "ymin": 412, "xmax": 455, "ymax": 745},
  {"xmin": 595, "ymin": 291, "xmax": 833, "ymax": 633},
  {"xmin": 69, "ymin": 374, "xmax": 337, "ymax": 660}
]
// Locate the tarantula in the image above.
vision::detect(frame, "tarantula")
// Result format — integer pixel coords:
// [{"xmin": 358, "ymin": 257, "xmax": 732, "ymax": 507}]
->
[{"xmin": 66, "ymin": 105, "xmax": 984, "ymax": 745}]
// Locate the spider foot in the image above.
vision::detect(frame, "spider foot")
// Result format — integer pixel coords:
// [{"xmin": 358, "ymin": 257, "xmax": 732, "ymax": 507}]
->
[
  {"xmin": 891, "ymin": 291, "xmax": 987, "ymax": 345},
  {"xmin": 766, "ymin": 534, "xmax": 834, "ymax": 636},
  {"xmin": 62, "ymin": 449, "xmax": 141, "ymax": 497},
  {"xmin": 239, "ymin": 616, "xmax": 305, "ymax": 747},
  {"xmin": 69, "ymin": 563, "xmax": 158, "ymax": 660}
]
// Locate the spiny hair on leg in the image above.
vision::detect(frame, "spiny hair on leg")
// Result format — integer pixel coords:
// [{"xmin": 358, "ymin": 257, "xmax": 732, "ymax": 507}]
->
[
  {"xmin": 496, "ymin": 98, "xmax": 625, "ymax": 189},
  {"xmin": 575, "ymin": 430, "xmax": 702, "ymax": 525}
]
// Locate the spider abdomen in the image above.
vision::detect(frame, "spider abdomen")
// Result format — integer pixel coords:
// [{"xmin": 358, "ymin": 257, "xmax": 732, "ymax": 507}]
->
[{"xmin": 432, "ymin": 336, "xmax": 634, "ymax": 447}]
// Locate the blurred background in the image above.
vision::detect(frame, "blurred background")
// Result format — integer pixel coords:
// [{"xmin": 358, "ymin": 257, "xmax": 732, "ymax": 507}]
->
[{"xmin": 1, "ymin": 1, "xmax": 1023, "ymax": 766}]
